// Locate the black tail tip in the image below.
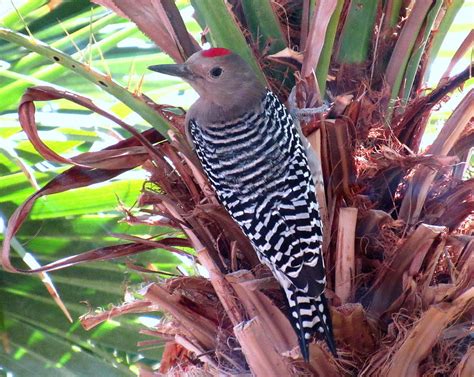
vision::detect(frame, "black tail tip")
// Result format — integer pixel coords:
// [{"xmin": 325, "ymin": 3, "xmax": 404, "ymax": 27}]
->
[
  {"xmin": 298, "ymin": 336, "xmax": 310, "ymax": 362},
  {"xmin": 326, "ymin": 336, "xmax": 338, "ymax": 358},
  {"xmin": 298, "ymin": 339, "xmax": 338, "ymax": 362}
]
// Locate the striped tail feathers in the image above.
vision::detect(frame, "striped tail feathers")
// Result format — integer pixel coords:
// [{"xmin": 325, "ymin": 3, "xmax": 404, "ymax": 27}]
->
[{"xmin": 286, "ymin": 288, "xmax": 337, "ymax": 361}]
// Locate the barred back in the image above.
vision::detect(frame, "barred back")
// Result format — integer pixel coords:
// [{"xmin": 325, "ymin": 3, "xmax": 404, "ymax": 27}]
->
[{"xmin": 189, "ymin": 90, "xmax": 336, "ymax": 359}]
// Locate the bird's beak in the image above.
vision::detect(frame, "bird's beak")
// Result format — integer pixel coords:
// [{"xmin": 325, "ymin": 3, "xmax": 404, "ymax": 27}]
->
[{"xmin": 148, "ymin": 64, "xmax": 191, "ymax": 79}]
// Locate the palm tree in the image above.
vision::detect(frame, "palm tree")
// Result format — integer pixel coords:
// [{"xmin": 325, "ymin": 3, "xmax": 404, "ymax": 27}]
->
[{"xmin": 1, "ymin": 1, "xmax": 472, "ymax": 376}]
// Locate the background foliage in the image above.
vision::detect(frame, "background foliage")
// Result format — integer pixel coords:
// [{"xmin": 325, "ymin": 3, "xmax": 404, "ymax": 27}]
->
[{"xmin": 0, "ymin": 1, "xmax": 199, "ymax": 375}]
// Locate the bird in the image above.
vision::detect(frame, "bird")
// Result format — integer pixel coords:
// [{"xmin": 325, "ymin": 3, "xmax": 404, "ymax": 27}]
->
[{"xmin": 149, "ymin": 47, "xmax": 336, "ymax": 361}]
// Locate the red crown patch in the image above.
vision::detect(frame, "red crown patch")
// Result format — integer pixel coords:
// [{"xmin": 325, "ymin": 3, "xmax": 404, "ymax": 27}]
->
[{"xmin": 202, "ymin": 47, "xmax": 232, "ymax": 58}]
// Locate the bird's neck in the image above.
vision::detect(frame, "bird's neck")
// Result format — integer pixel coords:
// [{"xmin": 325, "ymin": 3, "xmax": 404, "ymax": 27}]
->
[{"xmin": 187, "ymin": 90, "xmax": 267, "ymax": 125}]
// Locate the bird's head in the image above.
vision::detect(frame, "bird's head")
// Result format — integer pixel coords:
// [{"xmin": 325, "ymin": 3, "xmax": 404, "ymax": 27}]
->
[{"xmin": 148, "ymin": 48, "xmax": 265, "ymax": 109}]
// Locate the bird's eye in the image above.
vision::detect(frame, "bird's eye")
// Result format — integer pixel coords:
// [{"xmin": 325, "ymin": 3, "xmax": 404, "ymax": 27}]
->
[{"xmin": 209, "ymin": 67, "xmax": 223, "ymax": 78}]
